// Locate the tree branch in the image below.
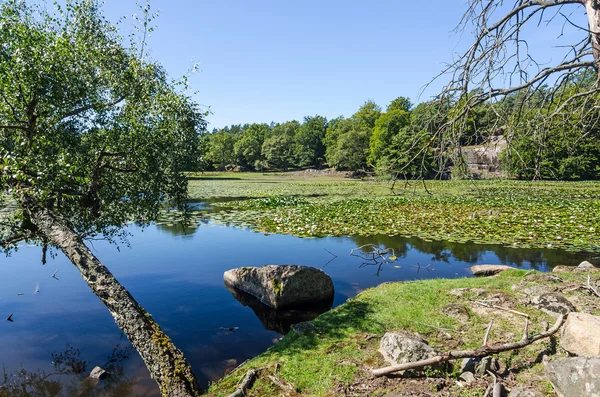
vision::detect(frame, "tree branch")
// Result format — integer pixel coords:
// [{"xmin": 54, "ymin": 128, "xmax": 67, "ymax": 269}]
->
[{"xmin": 371, "ymin": 314, "xmax": 564, "ymax": 377}]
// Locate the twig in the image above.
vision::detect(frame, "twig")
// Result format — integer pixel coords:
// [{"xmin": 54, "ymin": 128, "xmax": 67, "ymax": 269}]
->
[
  {"xmin": 473, "ymin": 300, "xmax": 530, "ymax": 318},
  {"xmin": 588, "ymin": 275, "xmax": 600, "ymax": 298},
  {"xmin": 227, "ymin": 369, "xmax": 258, "ymax": 397},
  {"xmin": 371, "ymin": 314, "xmax": 564, "ymax": 377},
  {"xmin": 487, "ymin": 370, "xmax": 503, "ymax": 397},
  {"xmin": 483, "ymin": 320, "xmax": 494, "ymax": 346}
]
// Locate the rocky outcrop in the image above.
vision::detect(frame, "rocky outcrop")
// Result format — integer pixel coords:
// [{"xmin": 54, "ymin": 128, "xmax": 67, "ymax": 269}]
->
[
  {"xmin": 223, "ymin": 265, "xmax": 334, "ymax": 309},
  {"xmin": 442, "ymin": 304, "xmax": 470, "ymax": 323},
  {"xmin": 545, "ymin": 357, "xmax": 600, "ymax": 397},
  {"xmin": 379, "ymin": 332, "xmax": 438, "ymax": 367},
  {"xmin": 470, "ymin": 264, "xmax": 516, "ymax": 276},
  {"xmin": 560, "ymin": 312, "xmax": 600, "ymax": 357}
]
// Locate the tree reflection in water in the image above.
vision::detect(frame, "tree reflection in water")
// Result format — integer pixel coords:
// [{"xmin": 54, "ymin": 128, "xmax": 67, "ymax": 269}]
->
[{"xmin": 0, "ymin": 336, "xmax": 139, "ymax": 397}]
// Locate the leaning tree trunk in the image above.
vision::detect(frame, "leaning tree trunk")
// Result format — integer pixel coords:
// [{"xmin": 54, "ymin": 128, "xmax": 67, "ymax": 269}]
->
[{"xmin": 28, "ymin": 205, "xmax": 202, "ymax": 397}]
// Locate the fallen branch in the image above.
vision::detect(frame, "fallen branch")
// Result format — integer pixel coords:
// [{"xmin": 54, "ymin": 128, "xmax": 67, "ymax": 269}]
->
[
  {"xmin": 227, "ymin": 369, "xmax": 258, "ymax": 397},
  {"xmin": 371, "ymin": 314, "xmax": 564, "ymax": 377}
]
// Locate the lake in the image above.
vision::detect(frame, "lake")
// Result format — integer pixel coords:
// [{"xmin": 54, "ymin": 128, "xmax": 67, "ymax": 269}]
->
[{"xmin": 0, "ymin": 208, "xmax": 592, "ymax": 396}]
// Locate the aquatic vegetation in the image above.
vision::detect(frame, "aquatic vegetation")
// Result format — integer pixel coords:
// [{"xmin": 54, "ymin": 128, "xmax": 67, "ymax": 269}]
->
[{"xmin": 185, "ymin": 176, "xmax": 600, "ymax": 253}]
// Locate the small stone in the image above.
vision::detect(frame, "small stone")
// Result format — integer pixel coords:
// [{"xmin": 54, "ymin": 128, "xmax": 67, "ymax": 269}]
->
[
  {"xmin": 577, "ymin": 260, "xmax": 599, "ymax": 271},
  {"xmin": 379, "ymin": 332, "xmax": 438, "ymax": 367},
  {"xmin": 89, "ymin": 366, "xmax": 108, "ymax": 380},
  {"xmin": 560, "ymin": 312, "xmax": 600, "ymax": 357},
  {"xmin": 459, "ymin": 371, "xmax": 475, "ymax": 384},
  {"xmin": 458, "ymin": 358, "xmax": 475, "ymax": 373},
  {"xmin": 475, "ymin": 356, "xmax": 493, "ymax": 376},
  {"xmin": 530, "ymin": 293, "xmax": 576, "ymax": 316}
]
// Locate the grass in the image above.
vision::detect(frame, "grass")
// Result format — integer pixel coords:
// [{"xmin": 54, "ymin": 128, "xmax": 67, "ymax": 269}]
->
[
  {"xmin": 206, "ymin": 269, "xmax": 600, "ymax": 396},
  {"xmin": 186, "ymin": 174, "xmax": 600, "ymax": 253}
]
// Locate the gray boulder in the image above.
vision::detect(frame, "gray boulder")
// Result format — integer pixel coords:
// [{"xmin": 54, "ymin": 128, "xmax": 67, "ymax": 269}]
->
[
  {"xmin": 545, "ymin": 357, "xmax": 600, "ymax": 397},
  {"xmin": 530, "ymin": 293, "xmax": 576, "ymax": 316},
  {"xmin": 470, "ymin": 264, "xmax": 516, "ymax": 276},
  {"xmin": 379, "ymin": 332, "xmax": 438, "ymax": 367},
  {"xmin": 560, "ymin": 312, "xmax": 600, "ymax": 357},
  {"xmin": 223, "ymin": 265, "xmax": 334, "ymax": 309}
]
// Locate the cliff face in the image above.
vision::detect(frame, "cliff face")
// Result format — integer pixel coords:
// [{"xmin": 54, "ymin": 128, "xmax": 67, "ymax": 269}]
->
[{"xmin": 461, "ymin": 135, "xmax": 507, "ymax": 177}]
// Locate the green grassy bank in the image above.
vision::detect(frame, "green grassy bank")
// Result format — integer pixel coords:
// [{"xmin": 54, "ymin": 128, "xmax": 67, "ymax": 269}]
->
[{"xmin": 206, "ymin": 269, "xmax": 600, "ymax": 396}]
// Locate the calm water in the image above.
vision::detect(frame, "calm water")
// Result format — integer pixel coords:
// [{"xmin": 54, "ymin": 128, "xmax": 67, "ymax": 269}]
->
[{"xmin": 0, "ymin": 209, "xmax": 593, "ymax": 396}]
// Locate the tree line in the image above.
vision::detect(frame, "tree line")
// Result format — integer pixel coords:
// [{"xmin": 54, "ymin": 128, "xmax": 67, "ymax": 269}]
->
[{"xmin": 200, "ymin": 73, "xmax": 600, "ymax": 180}]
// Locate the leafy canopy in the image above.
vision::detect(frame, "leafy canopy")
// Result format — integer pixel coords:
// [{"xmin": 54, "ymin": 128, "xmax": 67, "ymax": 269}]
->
[{"xmin": 0, "ymin": 0, "xmax": 206, "ymax": 243}]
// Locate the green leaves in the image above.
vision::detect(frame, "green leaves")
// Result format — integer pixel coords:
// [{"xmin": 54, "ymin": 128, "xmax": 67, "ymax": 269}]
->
[{"xmin": 0, "ymin": 0, "xmax": 206, "ymax": 243}]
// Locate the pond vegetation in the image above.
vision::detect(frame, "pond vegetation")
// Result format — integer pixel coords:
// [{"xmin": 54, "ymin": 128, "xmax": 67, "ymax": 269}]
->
[{"xmin": 184, "ymin": 174, "xmax": 600, "ymax": 253}]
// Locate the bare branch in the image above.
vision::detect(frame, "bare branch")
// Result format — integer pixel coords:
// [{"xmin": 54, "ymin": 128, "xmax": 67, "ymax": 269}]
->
[{"xmin": 371, "ymin": 314, "xmax": 564, "ymax": 377}]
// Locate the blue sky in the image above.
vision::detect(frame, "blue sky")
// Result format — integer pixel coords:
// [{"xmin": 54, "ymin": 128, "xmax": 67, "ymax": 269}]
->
[{"xmin": 101, "ymin": 1, "xmax": 588, "ymax": 130}]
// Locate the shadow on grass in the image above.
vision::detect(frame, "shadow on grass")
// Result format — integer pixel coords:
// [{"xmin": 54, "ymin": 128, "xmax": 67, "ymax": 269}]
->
[{"xmin": 264, "ymin": 299, "xmax": 384, "ymax": 356}]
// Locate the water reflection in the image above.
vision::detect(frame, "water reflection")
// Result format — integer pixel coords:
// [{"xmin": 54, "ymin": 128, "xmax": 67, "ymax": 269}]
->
[
  {"xmin": 1, "ymin": 211, "xmax": 595, "ymax": 395},
  {"xmin": 225, "ymin": 283, "xmax": 333, "ymax": 334},
  {"xmin": 0, "ymin": 339, "xmax": 139, "ymax": 397}
]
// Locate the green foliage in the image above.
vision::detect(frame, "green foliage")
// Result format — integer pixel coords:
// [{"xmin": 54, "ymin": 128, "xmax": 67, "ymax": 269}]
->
[
  {"xmin": 261, "ymin": 130, "xmax": 296, "ymax": 170},
  {"xmin": 233, "ymin": 123, "xmax": 268, "ymax": 170},
  {"xmin": 294, "ymin": 115, "xmax": 327, "ymax": 168},
  {"xmin": 205, "ymin": 130, "xmax": 236, "ymax": 171},
  {"xmin": 0, "ymin": 0, "xmax": 206, "ymax": 241},
  {"xmin": 325, "ymin": 119, "xmax": 371, "ymax": 171},
  {"xmin": 368, "ymin": 108, "xmax": 410, "ymax": 166}
]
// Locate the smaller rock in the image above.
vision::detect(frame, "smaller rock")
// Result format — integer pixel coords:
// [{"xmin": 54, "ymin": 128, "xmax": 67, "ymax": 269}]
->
[
  {"xmin": 89, "ymin": 366, "xmax": 108, "ymax": 380},
  {"xmin": 379, "ymin": 332, "xmax": 438, "ymax": 367},
  {"xmin": 577, "ymin": 260, "xmax": 599, "ymax": 271},
  {"xmin": 474, "ymin": 356, "xmax": 496, "ymax": 376},
  {"xmin": 470, "ymin": 265, "xmax": 516, "ymax": 277},
  {"xmin": 458, "ymin": 358, "xmax": 475, "ymax": 373},
  {"xmin": 507, "ymin": 387, "xmax": 545, "ymax": 397},
  {"xmin": 545, "ymin": 357, "xmax": 600, "ymax": 397},
  {"xmin": 292, "ymin": 321, "xmax": 316, "ymax": 335},
  {"xmin": 530, "ymin": 293, "xmax": 576, "ymax": 316},
  {"xmin": 442, "ymin": 304, "xmax": 470, "ymax": 323},
  {"xmin": 459, "ymin": 372, "xmax": 475, "ymax": 384},
  {"xmin": 553, "ymin": 261, "xmax": 599, "ymax": 273},
  {"xmin": 560, "ymin": 312, "xmax": 600, "ymax": 357}
]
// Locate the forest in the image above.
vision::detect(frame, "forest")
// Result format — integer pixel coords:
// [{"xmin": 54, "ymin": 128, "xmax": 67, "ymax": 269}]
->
[{"xmin": 200, "ymin": 71, "xmax": 600, "ymax": 181}]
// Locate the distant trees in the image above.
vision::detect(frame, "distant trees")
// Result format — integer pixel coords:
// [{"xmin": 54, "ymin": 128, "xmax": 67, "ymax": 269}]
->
[{"xmin": 198, "ymin": 89, "xmax": 600, "ymax": 180}]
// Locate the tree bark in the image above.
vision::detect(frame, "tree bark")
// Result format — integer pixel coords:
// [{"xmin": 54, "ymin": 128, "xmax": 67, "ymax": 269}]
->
[
  {"xmin": 27, "ymin": 205, "xmax": 202, "ymax": 397},
  {"xmin": 584, "ymin": 0, "xmax": 600, "ymax": 82}
]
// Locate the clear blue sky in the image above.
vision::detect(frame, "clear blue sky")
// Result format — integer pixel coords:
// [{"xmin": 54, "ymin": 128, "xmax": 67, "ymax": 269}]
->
[{"xmin": 101, "ymin": 1, "xmax": 587, "ymax": 130}]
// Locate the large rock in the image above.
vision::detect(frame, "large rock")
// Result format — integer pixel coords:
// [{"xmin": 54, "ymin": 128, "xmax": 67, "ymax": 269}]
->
[
  {"xmin": 379, "ymin": 332, "xmax": 438, "ymax": 366},
  {"xmin": 470, "ymin": 264, "xmax": 516, "ymax": 276},
  {"xmin": 530, "ymin": 293, "xmax": 576, "ymax": 316},
  {"xmin": 224, "ymin": 265, "xmax": 334, "ymax": 309},
  {"xmin": 545, "ymin": 357, "xmax": 600, "ymax": 397},
  {"xmin": 560, "ymin": 312, "xmax": 600, "ymax": 357}
]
